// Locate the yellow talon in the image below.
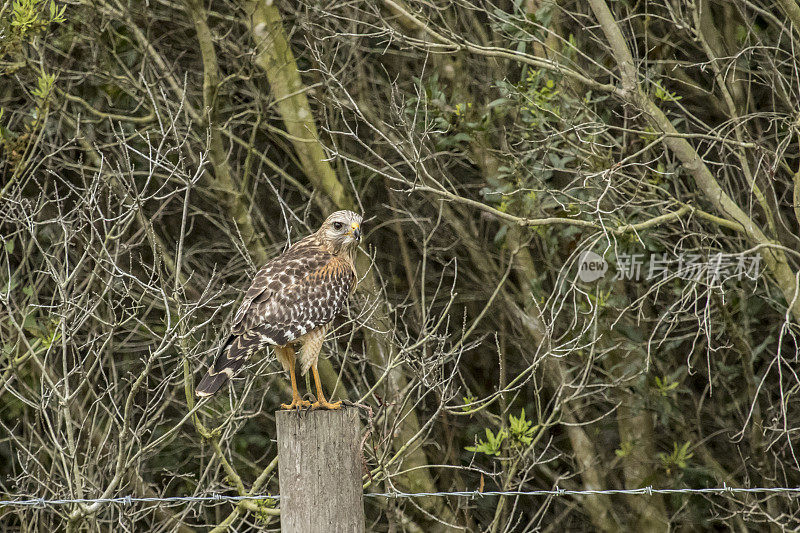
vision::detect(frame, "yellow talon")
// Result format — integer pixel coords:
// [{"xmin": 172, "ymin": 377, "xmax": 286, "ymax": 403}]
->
[{"xmin": 281, "ymin": 399, "xmax": 311, "ymax": 410}]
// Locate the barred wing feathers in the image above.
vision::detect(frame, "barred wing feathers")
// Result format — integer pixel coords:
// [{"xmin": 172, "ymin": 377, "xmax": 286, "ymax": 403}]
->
[{"xmin": 196, "ymin": 239, "xmax": 355, "ymax": 397}]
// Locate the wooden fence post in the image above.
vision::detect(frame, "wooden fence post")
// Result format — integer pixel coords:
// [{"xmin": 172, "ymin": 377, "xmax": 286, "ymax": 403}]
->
[{"xmin": 276, "ymin": 408, "xmax": 364, "ymax": 533}]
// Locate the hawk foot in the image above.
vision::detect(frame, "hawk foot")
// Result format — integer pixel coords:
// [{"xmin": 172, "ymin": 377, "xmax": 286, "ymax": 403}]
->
[
  {"xmin": 311, "ymin": 400, "xmax": 342, "ymax": 410},
  {"xmin": 281, "ymin": 399, "xmax": 312, "ymax": 410}
]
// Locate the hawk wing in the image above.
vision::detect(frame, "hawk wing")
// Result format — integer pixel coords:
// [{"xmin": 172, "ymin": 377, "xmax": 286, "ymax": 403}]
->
[{"xmin": 196, "ymin": 239, "xmax": 355, "ymax": 397}]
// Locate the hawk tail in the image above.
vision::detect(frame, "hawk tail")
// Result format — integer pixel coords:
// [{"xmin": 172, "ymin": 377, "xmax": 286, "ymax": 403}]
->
[{"xmin": 195, "ymin": 336, "xmax": 250, "ymax": 397}]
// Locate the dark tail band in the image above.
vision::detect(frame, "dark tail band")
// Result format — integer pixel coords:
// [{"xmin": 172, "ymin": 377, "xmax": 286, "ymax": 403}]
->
[
  {"xmin": 196, "ymin": 336, "xmax": 240, "ymax": 397},
  {"xmin": 195, "ymin": 371, "xmax": 231, "ymax": 397}
]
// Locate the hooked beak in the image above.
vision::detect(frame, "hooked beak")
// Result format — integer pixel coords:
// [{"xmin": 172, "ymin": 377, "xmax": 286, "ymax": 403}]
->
[{"xmin": 350, "ymin": 223, "xmax": 361, "ymax": 242}]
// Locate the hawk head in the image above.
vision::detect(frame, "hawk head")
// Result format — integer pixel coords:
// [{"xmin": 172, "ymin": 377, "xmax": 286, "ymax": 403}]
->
[{"xmin": 318, "ymin": 210, "xmax": 362, "ymax": 255}]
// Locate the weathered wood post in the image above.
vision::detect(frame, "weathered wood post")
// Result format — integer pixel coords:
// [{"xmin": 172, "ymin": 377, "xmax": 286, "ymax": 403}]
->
[{"xmin": 276, "ymin": 408, "xmax": 364, "ymax": 532}]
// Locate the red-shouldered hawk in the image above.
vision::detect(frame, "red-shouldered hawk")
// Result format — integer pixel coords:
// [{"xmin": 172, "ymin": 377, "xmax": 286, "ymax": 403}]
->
[{"xmin": 195, "ymin": 210, "xmax": 362, "ymax": 410}]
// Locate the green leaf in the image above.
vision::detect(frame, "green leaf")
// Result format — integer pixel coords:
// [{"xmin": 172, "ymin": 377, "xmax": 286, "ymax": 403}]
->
[
  {"xmin": 509, "ymin": 408, "xmax": 537, "ymax": 447},
  {"xmin": 466, "ymin": 428, "xmax": 507, "ymax": 456},
  {"xmin": 615, "ymin": 440, "xmax": 634, "ymax": 458},
  {"xmin": 659, "ymin": 441, "xmax": 694, "ymax": 474},
  {"xmin": 461, "ymin": 395, "xmax": 476, "ymax": 412},
  {"xmin": 654, "ymin": 375, "xmax": 679, "ymax": 396}
]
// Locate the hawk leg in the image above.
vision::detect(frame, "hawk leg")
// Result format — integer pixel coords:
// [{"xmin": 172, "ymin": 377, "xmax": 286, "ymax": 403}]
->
[
  {"xmin": 310, "ymin": 364, "xmax": 341, "ymax": 410},
  {"xmin": 279, "ymin": 346, "xmax": 311, "ymax": 410},
  {"xmin": 296, "ymin": 326, "xmax": 340, "ymax": 409}
]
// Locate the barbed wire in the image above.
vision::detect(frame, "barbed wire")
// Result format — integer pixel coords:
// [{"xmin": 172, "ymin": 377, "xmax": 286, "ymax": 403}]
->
[{"xmin": 2, "ymin": 485, "xmax": 799, "ymax": 509}]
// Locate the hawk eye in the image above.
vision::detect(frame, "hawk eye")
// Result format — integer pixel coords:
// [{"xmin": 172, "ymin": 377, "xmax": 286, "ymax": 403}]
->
[{"xmin": 332, "ymin": 221, "xmax": 344, "ymax": 231}]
